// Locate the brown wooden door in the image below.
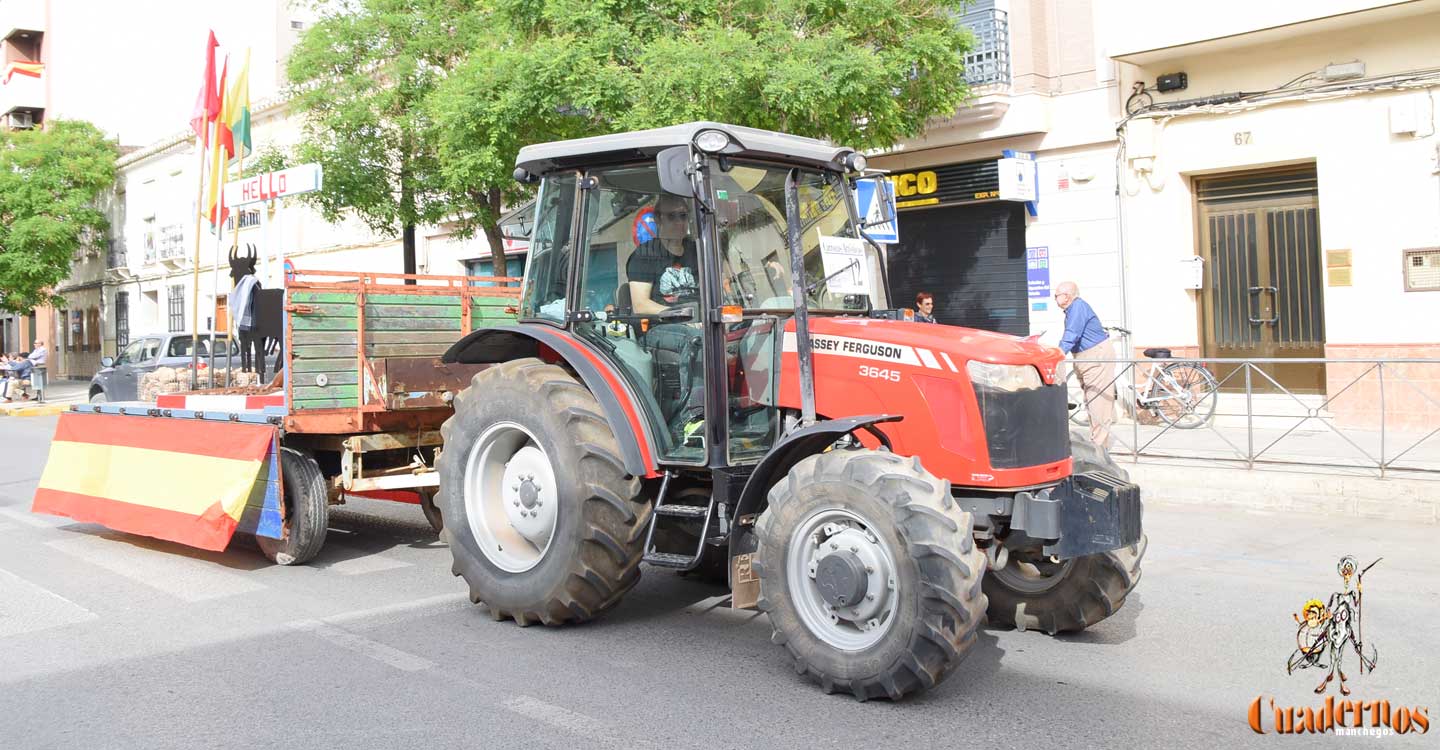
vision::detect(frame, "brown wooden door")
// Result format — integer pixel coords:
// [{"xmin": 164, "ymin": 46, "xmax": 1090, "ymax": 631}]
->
[
  {"xmin": 1198, "ymin": 168, "xmax": 1326, "ymax": 393},
  {"xmin": 215, "ymin": 295, "xmax": 229, "ymax": 333}
]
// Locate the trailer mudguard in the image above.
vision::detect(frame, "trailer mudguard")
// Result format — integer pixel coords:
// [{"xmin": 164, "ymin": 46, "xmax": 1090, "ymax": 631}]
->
[{"xmin": 443, "ymin": 324, "xmax": 660, "ymax": 478}]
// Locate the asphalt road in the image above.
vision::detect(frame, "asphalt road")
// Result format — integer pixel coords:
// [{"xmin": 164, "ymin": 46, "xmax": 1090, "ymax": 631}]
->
[{"xmin": 2, "ymin": 415, "xmax": 1436, "ymax": 749}]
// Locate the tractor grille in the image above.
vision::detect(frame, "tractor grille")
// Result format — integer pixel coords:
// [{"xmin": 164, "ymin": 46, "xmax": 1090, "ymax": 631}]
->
[{"xmin": 974, "ymin": 383, "xmax": 1069, "ymax": 469}]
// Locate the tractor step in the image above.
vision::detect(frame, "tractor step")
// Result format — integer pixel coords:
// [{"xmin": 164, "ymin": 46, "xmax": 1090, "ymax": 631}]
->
[
  {"xmin": 641, "ymin": 473, "xmax": 716, "ymax": 573},
  {"xmin": 654, "ymin": 504, "xmax": 709, "ymax": 518},
  {"xmin": 642, "ymin": 551, "xmax": 700, "ymax": 569}
]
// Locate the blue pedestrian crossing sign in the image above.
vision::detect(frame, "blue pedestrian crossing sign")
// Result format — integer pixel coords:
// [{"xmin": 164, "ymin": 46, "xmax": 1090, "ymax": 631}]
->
[{"xmin": 854, "ymin": 178, "xmax": 899, "ymax": 245}]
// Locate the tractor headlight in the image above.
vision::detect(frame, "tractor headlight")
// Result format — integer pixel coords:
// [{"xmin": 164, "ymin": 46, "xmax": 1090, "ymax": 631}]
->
[
  {"xmin": 694, "ymin": 129, "xmax": 732, "ymax": 153},
  {"xmin": 966, "ymin": 361, "xmax": 1043, "ymax": 392}
]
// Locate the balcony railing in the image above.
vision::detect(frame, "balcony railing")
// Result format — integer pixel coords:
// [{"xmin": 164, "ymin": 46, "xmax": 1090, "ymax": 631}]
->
[
  {"xmin": 960, "ymin": 9, "xmax": 1010, "ymax": 88},
  {"xmin": 0, "ymin": 70, "xmax": 44, "ymax": 119}
]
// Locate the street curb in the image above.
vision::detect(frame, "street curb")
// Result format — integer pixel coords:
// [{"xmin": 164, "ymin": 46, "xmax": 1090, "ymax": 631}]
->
[
  {"xmin": 1126, "ymin": 460, "xmax": 1439, "ymax": 524},
  {"xmin": 0, "ymin": 403, "xmax": 72, "ymax": 418}
]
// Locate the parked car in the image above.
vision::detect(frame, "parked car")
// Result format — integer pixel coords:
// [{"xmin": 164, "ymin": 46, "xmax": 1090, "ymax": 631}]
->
[{"xmin": 89, "ymin": 333, "xmax": 274, "ymax": 403}]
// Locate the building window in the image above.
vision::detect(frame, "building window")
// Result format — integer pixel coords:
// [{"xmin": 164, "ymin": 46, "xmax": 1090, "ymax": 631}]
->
[
  {"xmin": 290, "ymin": 20, "xmax": 306, "ymax": 30},
  {"xmin": 87, "ymin": 307, "xmax": 101, "ymax": 352},
  {"xmin": 225, "ymin": 209, "xmax": 261, "ymax": 231},
  {"xmin": 107, "ymin": 240, "xmax": 127, "ymax": 269},
  {"xmin": 116, "ymin": 292, "xmax": 130, "ymax": 349},
  {"xmin": 1404, "ymin": 248, "xmax": 1440, "ymax": 292},
  {"xmin": 464, "ymin": 256, "xmax": 527, "ymax": 287},
  {"xmin": 959, "ymin": 7, "xmax": 1010, "ymax": 87},
  {"xmin": 168, "ymin": 285, "xmax": 185, "ymax": 332}
]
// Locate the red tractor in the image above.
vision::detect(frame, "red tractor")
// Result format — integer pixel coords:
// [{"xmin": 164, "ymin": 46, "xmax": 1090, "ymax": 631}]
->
[{"xmin": 436, "ymin": 123, "xmax": 1145, "ymax": 700}]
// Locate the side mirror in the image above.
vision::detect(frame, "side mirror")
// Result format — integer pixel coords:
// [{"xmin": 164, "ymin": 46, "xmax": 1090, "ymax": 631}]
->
[
  {"xmin": 656, "ymin": 146, "xmax": 694, "ymax": 197},
  {"xmin": 101, "ymin": 356, "xmax": 115, "ymax": 368}
]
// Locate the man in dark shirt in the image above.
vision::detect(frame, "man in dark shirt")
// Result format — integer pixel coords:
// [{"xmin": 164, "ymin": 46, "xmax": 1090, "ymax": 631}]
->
[
  {"xmin": 626, "ymin": 194, "xmax": 699, "ymax": 313},
  {"xmin": 1055, "ymin": 281, "xmax": 1116, "ymax": 449}
]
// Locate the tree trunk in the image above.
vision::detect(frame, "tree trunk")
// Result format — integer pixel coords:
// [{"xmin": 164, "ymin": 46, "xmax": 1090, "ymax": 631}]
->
[
  {"xmin": 402, "ymin": 223, "xmax": 417, "ymax": 284},
  {"xmin": 483, "ymin": 188, "xmax": 509, "ymax": 285}
]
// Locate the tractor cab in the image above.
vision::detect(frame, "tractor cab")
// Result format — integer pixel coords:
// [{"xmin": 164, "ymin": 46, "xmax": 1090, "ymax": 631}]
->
[{"xmin": 512, "ymin": 122, "xmax": 887, "ymax": 467}]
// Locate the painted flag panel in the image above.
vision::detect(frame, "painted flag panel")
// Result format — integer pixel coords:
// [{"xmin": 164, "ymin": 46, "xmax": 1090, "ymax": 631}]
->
[{"xmin": 32, "ymin": 414, "xmax": 276, "ymax": 551}]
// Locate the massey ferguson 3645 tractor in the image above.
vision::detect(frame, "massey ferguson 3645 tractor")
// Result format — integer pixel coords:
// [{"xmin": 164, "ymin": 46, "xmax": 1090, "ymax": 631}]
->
[{"xmin": 436, "ymin": 122, "xmax": 1146, "ymax": 700}]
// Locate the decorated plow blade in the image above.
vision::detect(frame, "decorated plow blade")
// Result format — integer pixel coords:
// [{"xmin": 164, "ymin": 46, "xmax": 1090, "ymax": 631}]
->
[{"xmin": 30, "ymin": 269, "xmax": 519, "ymax": 564}]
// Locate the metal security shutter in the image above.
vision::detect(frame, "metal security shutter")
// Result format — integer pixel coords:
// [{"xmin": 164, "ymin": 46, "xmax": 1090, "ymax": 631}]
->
[{"xmin": 888, "ymin": 202, "xmax": 1028, "ymax": 335}]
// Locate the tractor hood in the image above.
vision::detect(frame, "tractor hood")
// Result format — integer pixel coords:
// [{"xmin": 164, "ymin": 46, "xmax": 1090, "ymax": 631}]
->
[{"xmin": 805, "ymin": 317, "xmax": 1066, "ymax": 384}]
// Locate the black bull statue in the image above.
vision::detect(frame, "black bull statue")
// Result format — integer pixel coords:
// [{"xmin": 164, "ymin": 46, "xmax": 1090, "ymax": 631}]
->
[{"xmin": 228, "ymin": 244, "xmax": 285, "ymax": 383}]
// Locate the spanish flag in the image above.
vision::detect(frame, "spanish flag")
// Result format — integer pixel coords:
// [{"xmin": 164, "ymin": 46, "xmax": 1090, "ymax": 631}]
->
[
  {"xmin": 32, "ymin": 414, "xmax": 277, "ymax": 551},
  {"xmin": 206, "ymin": 56, "xmax": 230, "ymax": 229},
  {"xmin": 2, "ymin": 61, "xmax": 43, "ymax": 84}
]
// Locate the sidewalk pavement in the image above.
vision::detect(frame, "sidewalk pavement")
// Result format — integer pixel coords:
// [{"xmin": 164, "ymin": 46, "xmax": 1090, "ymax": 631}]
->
[{"xmin": 0, "ymin": 379, "xmax": 90, "ymax": 417}]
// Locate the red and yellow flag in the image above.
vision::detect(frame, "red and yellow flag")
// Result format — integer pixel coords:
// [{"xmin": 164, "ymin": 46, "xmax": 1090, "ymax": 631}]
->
[
  {"xmin": 2, "ymin": 61, "xmax": 44, "ymax": 84},
  {"xmin": 188, "ymin": 31, "xmax": 220, "ymax": 145},
  {"xmin": 206, "ymin": 56, "xmax": 230, "ymax": 228},
  {"xmin": 32, "ymin": 414, "xmax": 275, "ymax": 551}
]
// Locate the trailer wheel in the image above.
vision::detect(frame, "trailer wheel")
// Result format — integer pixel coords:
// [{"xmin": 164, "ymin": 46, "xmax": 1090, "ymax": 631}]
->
[
  {"xmin": 755, "ymin": 449, "xmax": 987, "ymax": 700},
  {"xmin": 258, "ymin": 447, "xmax": 329, "ymax": 566},
  {"xmin": 437, "ymin": 358, "xmax": 650, "ymax": 626},
  {"xmin": 419, "ymin": 489, "xmax": 444, "ymax": 534},
  {"xmin": 981, "ymin": 431, "xmax": 1145, "ymax": 634}
]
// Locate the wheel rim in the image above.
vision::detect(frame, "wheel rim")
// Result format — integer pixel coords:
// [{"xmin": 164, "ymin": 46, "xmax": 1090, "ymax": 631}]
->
[
  {"xmin": 786, "ymin": 508, "xmax": 900, "ymax": 651},
  {"xmin": 463, "ymin": 422, "xmax": 559, "ymax": 573},
  {"xmin": 1159, "ymin": 365, "xmax": 1214, "ymax": 427},
  {"xmin": 991, "ymin": 552, "xmax": 1074, "ymax": 594}
]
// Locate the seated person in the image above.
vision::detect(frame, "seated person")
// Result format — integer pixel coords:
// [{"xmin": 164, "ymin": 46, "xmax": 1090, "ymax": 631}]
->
[
  {"xmin": 625, "ymin": 195, "xmax": 704, "ymax": 449},
  {"xmin": 626, "ymin": 194, "xmax": 699, "ymax": 313},
  {"xmin": 3, "ymin": 354, "xmax": 33, "ymax": 402}
]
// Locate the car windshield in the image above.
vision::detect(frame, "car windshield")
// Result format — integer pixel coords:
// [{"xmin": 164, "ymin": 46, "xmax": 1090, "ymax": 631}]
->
[{"xmin": 711, "ymin": 162, "xmax": 887, "ymax": 313}]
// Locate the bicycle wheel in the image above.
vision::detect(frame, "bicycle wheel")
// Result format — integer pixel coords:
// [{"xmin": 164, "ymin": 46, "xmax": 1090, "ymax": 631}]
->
[{"xmin": 1154, "ymin": 362, "xmax": 1218, "ymax": 428}]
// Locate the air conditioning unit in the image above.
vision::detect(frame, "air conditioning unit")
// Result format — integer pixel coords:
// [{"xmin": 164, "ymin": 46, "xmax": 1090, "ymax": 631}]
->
[{"xmin": 11, "ymin": 111, "xmax": 34, "ymax": 129}]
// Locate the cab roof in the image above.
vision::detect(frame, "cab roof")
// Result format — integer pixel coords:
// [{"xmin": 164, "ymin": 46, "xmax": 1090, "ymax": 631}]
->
[{"xmin": 515, "ymin": 121, "xmax": 854, "ymax": 175}]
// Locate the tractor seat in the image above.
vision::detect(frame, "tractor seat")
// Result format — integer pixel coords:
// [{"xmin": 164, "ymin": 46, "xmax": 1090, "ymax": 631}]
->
[{"xmin": 1143, "ymin": 348, "xmax": 1172, "ymax": 359}]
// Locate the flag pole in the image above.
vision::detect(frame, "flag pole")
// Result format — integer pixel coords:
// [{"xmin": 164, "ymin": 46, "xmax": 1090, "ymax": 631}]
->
[
  {"xmin": 227, "ymin": 147, "xmax": 244, "ymax": 385},
  {"xmin": 189, "ymin": 123, "xmax": 210, "ymax": 390},
  {"xmin": 209, "ymin": 178, "xmax": 225, "ymax": 388}
]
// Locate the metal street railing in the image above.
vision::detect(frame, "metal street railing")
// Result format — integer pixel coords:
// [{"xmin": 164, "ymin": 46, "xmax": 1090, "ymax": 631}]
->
[{"xmin": 1063, "ymin": 357, "xmax": 1440, "ymax": 478}]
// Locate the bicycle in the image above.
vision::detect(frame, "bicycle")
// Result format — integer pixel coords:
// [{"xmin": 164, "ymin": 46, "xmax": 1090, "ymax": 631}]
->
[{"xmin": 1068, "ymin": 326, "xmax": 1219, "ymax": 429}]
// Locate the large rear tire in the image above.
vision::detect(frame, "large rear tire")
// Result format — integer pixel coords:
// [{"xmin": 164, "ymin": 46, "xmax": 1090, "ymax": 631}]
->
[
  {"xmin": 982, "ymin": 431, "xmax": 1145, "ymax": 634},
  {"xmin": 437, "ymin": 358, "xmax": 651, "ymax": 626},
  {"xmin": 755, "ymin": 450, "xmax": 987, "ymax": 700},
  {"xmin": 257, "ymin": 447, "xmax": 329, "ymax": 566}
]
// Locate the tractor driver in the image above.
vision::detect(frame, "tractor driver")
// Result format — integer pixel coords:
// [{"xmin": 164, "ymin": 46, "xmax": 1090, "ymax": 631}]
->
[
  {"xmin": 625, "ymin": 194, "xmax": 706, "ymax": 451},
  {"xmin": 627, "ymin": 194, "xmax": 700, "ymax": 314}
]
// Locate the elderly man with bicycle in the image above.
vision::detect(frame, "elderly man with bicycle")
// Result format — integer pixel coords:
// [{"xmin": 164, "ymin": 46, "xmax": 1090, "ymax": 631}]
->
[{"xmin": 1054, "ymin": 281, "xmax": 1117, "ymax": 449}]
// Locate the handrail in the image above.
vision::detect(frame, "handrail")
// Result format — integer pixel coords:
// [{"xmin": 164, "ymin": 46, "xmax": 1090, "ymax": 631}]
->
[{"xmin": 1062, "ymin": 355, "xmax": 1440, "ymax": 478}]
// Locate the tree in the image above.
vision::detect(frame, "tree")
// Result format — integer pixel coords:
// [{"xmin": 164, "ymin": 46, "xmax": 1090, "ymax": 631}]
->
[
  {"xmin": 429, "ymin": 0, "xmax": 974, "ymax": 271},
  {"xmin": 0, "ymin": 120, "xmax": 117, "ymax": 313},
  {"xmin": 284, "ymin": 0, "xmax": 487, "ymax": 281}
]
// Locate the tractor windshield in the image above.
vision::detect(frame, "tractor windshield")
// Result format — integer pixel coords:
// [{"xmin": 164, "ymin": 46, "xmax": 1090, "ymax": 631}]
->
[{"xmin": 712, "ymin": 162, "xmax": 888, "ymax": 314}]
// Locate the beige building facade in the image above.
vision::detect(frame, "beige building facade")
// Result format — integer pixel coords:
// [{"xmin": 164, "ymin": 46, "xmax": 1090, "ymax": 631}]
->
[{"xmin": 1105, "ymin": 0, "xmax": 1440, "ymax": 427}]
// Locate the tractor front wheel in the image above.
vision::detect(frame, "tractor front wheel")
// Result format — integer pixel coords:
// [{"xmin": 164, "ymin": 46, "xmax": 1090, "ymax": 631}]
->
[
  {"xmin": 982, "ymin": 430, "xmax": 1146, "ymax": 634},
  {"xmin": 437, "ymin": 359, "xmax": 651, "ymax": 626},
  {"xmin": 755, "ymin": 449, "xmax": 987, "ymax": 700}
]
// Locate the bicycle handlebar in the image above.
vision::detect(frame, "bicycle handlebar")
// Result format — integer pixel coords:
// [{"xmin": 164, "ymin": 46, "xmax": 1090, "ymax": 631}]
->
[{"xmin": 1106, "ymin": 325, "xmax": 1132, "ymax": 337}]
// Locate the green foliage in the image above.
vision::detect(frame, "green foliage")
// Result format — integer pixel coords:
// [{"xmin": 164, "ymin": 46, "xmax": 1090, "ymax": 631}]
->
[
  {"xmin": 292, "ymin": 0, "xmax": 971, "ymax": 274},
  {"xmin": 284, "ymin": 0, "xmax": 488, "ymax": 270},
  {"xmin": 431, "ymin": 0, "xmax": 973, "ymax": 236},
  {"xmin": 0, "ymin": 120, "xmax": 118, "ymax": 313}
]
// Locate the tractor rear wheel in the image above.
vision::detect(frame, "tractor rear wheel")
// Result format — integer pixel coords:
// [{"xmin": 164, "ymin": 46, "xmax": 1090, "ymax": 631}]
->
[
  {"xmin": 982, "ymin": 431, "xmax": 1146, "ymax": 634},
  {"xmin": 436, "ymin": 358, "xmax": 651, "ymax": 626},
  {"xmin": 755, "ymin": 449, "xmax": 987, "ymax": 700}
]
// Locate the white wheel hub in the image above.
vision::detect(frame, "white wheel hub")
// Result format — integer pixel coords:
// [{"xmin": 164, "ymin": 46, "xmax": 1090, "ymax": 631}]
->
[{"xmin": 463, "ymin": 422, "xmax": 559, "ymax": 573}]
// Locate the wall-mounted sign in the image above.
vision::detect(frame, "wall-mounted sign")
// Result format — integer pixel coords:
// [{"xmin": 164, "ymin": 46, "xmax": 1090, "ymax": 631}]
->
[
  {"xmin": 224, "ymin": 163, "xmax": 324, "ymax": 207},
  {"xmin": 998, "ymin": 155, "xmax": 1037, "ymax": 203},
  {"xmin": 887, "ymin": 160, "xmax": 1000, "ymax": 210},
  {"xmin": 1026, "ymin": 246, "xmax": 1050, "ymax": 310}
]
